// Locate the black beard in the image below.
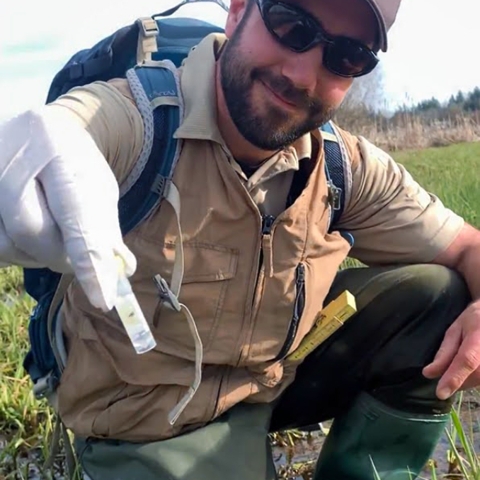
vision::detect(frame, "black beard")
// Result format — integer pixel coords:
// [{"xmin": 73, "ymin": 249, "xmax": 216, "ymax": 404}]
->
[{"xmin": 219, "ymin": 35, "xmax": 336, "ymax": 151}]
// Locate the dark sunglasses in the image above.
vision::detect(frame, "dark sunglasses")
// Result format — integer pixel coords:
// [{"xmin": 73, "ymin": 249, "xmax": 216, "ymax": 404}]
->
[{"xmin": 256, "ymin": 0, "xmax": 379, "ymax": 78}]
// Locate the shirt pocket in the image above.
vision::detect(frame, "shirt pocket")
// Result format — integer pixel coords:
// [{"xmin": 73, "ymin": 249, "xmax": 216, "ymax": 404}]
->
[{"xmin": 149, "ymin": 241, "xmax": 239, "ymax": 358}]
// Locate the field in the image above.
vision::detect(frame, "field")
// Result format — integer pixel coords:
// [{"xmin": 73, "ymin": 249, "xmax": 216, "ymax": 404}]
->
[{"xmin": 0, "ymin": 141, "xmax": 479, "ymax": 479}]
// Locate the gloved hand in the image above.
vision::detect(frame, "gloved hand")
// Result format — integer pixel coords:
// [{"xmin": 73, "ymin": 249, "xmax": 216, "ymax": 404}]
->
[{"xmin": 0, "ymin": 106, "xmax": 136, "ymax": 311}]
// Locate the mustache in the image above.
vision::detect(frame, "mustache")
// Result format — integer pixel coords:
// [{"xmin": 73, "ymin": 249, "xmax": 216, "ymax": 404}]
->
[{"xmin": 253, "ymin": 69, "xmax": 321, "ymax": 112}]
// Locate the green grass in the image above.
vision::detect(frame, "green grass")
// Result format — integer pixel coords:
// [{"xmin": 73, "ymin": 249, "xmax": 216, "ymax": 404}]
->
[
  {"xmin": 0, "ymin": 141, "xmax": 479, "ymax": 478},
  {"xmin": 394, "ymin": 142, "xmax": 480, "ymax": 228}
]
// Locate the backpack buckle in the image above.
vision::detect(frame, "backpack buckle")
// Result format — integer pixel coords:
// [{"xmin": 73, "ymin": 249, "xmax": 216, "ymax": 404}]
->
[
  {"xmin": 138, "ymin": 17, "xmax": 159, "ymax": 38},
  {"xmin": 33, "ymin": 371, "xmax": 58, "ymax": 399},
  {"xmin": 136, "ymin": 18, "xmax": 160, "ymax": 63},
  {"xmin": 153, "ymin": 274, "xmax": 181, "ymax": 312},
  {"xmin": 327, "ymin": 181, "xmax": 342, "ymax": 211}
]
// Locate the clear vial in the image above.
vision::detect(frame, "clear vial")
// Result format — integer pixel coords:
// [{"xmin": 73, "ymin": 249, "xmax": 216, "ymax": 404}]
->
[{"xmin": 115, "ymin": 269, "xmax": 157, "ymax": 354}]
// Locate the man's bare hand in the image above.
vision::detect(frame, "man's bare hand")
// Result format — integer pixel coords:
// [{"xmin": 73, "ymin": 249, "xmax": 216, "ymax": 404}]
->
[{"xmin": 423, "ymin": 300, "xmax": 480, "ymax": 399}]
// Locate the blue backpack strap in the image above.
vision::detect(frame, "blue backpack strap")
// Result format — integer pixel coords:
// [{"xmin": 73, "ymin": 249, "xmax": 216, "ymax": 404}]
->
[
  {"xmin": 320, "ymin": 121, "xmax": 354, "ymax": 245},
  {"xmin": 120, "ymin": 63, "xmax": 181, "ymax": 234}
]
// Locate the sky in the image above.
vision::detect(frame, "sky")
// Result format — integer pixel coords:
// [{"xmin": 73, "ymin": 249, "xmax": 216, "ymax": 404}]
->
[{"xmin": 0, "ymin": 0, "xmax": 478, "ymax": 121}]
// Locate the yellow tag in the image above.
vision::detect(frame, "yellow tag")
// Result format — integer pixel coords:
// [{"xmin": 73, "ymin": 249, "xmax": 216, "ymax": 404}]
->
[{"xmin": 286, "ymin": 290, "xmax": 357, "ymax": 362}]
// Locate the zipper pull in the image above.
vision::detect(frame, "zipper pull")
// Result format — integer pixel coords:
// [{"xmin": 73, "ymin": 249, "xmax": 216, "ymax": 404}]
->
[
  {"xmin": 261, "ymin": 215, "xmax": 275, "ymax": 278},
  {"xmin": 262, "ymin": 215, "xmax": 275, "ymax": 235},
  {"xmin": 296, "ymin": 263, "xmax": 305, "ymax": 283}
]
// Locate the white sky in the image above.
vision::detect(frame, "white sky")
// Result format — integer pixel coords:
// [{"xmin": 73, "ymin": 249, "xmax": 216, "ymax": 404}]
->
[{"xmin": 0, "ymin": 0, "xmax": 478, "ymax": 120}]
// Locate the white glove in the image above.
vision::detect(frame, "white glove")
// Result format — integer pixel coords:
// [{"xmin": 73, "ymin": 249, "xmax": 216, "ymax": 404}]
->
[{"xmin": 0, "ymin": 106, "xmax": 136, "ymax": 311}]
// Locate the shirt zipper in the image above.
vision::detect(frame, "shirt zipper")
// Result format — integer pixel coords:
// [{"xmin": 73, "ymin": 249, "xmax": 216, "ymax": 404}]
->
[
  {"xmin": 250, "ymin": 214, "xmax": 275, "ymax": 316},
  {"xmin": 220, "ymin": 144, "xmax": 273, "ymax": 366},
  {"xmin": 237, "ymin": 214, "xmax": 276, "ymax": 365},
  {"xmin": 254, "ymin": 214, "xmax": 275, "ymax": 302},
  {"xmin": 274, "ymin": 262, "xmax": 306, "ymax": 361}
]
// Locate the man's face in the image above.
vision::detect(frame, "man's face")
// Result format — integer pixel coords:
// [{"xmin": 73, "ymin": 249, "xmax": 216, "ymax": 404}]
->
[{"xmin": 219, "ymin": 0, "xmax": 378, "ymax": 151}]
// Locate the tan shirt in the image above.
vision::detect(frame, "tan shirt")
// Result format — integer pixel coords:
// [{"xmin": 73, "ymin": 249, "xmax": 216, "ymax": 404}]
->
[
  {"xmin": 49, "ymin": 33, "xmax": 465, "ymax": 442},
  {"xmin": 48, "ymin": 35, "xmax": 463, "ymax": 266}
]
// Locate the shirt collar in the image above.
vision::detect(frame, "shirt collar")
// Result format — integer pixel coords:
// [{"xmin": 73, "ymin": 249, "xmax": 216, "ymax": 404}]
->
[{"xmin": 173, "ymin": 33, "xmax": 226, "ymax": 144}]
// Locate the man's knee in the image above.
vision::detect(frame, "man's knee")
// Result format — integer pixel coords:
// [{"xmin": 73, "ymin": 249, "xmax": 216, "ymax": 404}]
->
[
  {"xmin": 401, "ymin": 263, "xmax": 469, "ymax": 295},
  {"xmin": 364, "ymin": 265, "xmax": 471, "ymax": 413},
  {"xmin": 339, "ymin": 263, "xmax": 471, "ymax": 326},
  {"xmin": 393, "ymin": 264, "xmax": 470, "ymax": 322}
]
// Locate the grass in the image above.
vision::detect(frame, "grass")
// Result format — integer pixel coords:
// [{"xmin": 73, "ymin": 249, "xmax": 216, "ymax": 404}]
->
[
  {"xmin": 393, "ymin": 142, "xmax": 480, "ymax": 226},
  {"xmin": 0, "ymin": 141, "xmax": 479, "ymax": 479}
]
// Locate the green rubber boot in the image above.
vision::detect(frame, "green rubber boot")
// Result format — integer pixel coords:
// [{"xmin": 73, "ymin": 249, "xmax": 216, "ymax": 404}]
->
[{"xmin": 313, "ymin": 392, "xmax": 450, "ymax": 480}]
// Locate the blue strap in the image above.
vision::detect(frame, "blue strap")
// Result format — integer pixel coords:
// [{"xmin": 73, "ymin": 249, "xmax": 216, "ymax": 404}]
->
[
  {"xmin": 118, "ymin": 65, "xmax": 181, "ymax": 235},
  {"xmin": 320, "ymin": 121, "xmax": 346, "ymax": 229},
  {"xmin": 320, "ymin": 121, "xmax": 354, "ymax": 246}
]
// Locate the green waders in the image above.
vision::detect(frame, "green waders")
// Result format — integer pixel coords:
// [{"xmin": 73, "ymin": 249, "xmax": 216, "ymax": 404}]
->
[{"xmin": 312, "ymin": 392, "xmax": 449, "ymax": 479}]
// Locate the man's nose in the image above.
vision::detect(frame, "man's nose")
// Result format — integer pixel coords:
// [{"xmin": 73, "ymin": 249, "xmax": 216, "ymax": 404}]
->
[{"xmin": 280, "ymin": 44, "xmax": 342, "ymax": 95}]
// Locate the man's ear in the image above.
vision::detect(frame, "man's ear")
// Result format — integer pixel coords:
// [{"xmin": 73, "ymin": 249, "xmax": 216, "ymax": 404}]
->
[{"xmin": 225, "ymin": 0, "xmax": 249, "ymax": 38}]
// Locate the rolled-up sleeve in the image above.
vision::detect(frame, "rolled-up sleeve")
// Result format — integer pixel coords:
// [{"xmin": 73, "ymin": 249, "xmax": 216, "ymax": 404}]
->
[{"xmin": 336, "ymin": 134, "xmax": 465, "ymax": 265}]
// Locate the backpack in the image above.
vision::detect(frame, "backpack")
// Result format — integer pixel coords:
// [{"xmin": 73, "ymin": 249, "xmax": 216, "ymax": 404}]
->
[{"xmin": 21, "ymin": 0, "xmax": 352, "ymax": 470}]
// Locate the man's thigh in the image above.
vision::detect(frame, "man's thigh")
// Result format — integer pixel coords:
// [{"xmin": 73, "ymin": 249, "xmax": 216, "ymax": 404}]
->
[
  {"xmin": 271, "ymin": 263, "xmax": 470, "ymax": 432},
  {"xmin": 76, "ymin": 402, "xmax": 276, "ymax": 480}
]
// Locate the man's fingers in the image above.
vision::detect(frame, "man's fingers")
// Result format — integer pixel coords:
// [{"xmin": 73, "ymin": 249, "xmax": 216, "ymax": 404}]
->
[
  {"xmin": 434, "ymin": 331, "xmax": 480, "ymax": 400},
  {"xmin": 423, "ymin": 325, "xmax": 461, "ymax": 380}
]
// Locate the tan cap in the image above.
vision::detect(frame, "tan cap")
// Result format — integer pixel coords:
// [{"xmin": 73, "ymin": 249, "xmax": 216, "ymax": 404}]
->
[{"xmin": 364, "ymin": 0, "xmax": 402, "ymax": 51}]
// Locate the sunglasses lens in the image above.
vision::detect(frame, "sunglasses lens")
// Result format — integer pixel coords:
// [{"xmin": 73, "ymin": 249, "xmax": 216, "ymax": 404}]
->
[
  {"xmin": 260, "ymin": 1, "xmax": 379, "ymax": 78},
  {"xmin": 264, "ymin": 3, "xmax": 318, "ymax": 51},
  {"xmin": 325, "ymin": 38, "xmax": 378, "ymax": 77}
]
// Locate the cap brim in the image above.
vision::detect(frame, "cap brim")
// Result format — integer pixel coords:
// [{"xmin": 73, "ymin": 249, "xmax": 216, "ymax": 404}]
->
[{"xmin": 364, "ymin": 0, "xmax": 388, "ymax": 52}]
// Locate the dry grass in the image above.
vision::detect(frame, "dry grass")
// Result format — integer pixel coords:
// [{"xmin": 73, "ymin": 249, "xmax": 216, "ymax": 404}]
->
[{"xmin": 336, "ymin": 111, "xmax": 480, "ymax": 152}]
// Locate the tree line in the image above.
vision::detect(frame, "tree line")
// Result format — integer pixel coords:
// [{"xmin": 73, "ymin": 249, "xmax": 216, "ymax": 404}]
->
[{"xmin": 402, "ymin": 87, "xmax": 480, "ymax": 119}]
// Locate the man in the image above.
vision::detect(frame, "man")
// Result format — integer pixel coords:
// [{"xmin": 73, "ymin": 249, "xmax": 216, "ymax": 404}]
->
[{"xmin": 0, "ymin": 0, "xmax": 479, "ymax": 478}]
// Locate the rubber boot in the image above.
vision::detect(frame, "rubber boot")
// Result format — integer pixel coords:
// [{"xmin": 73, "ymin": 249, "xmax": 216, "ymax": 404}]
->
[{"xmin": 313, "ymin": 392, "xmax": 450, "ymax": 480}]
